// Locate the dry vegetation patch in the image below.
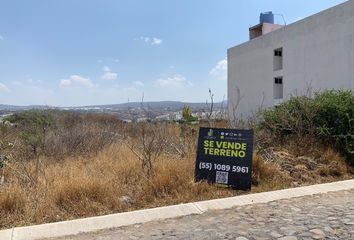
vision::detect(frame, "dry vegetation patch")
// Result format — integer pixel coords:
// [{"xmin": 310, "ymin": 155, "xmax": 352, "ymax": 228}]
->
[{"xmin": 0, "ymin": 110, "xmax": 352, "ymax": 229}]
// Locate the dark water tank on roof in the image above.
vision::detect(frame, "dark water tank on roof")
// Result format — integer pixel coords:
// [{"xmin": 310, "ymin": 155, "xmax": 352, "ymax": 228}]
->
[{"xmin": 260, "ymin": 12, "xmax": 274, "ymax": 24}]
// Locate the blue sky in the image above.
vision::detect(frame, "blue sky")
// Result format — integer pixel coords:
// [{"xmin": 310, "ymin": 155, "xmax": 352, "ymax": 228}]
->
[{"xmin": 0, "ymin": 0, "xmax": 347, "ymax": 106}]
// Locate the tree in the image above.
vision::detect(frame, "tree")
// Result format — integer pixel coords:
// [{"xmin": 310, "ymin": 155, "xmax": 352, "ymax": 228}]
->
[
  {"xmin": 182, "ymin": 105, "xmax": 198, "ymax": 122},
  {"xmin": 5, "ymin": 110, "xmax": 54, "ymax": 185},
  {"xmin": 5, "ymin": 110, "xmax": 53, "ymax": 157}
]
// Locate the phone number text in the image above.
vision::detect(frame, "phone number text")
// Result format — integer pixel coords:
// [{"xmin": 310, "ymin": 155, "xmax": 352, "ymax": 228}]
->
[{"xmin": 198, "ymin": 162, "xmax": 249, "ymax": 173}]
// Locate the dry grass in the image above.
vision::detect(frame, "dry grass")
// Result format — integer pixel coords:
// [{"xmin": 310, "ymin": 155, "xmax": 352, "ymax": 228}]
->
[
  {"xmin": 0, "ymin": 144, "xmax": 237, "ymax": 229},
  {"xmin": 252, "ymin": 154, "xmax": 287, "ymax": 188},
  {"xmin": 317, "ymin": 149, "xmax": 348, "ymax": 177},
  {"xmin": 0, "ymin": 186, "xmax": 26, "ymax": 227},
  {"xmin": 257, "ymin": 137, "xmax": 351, "ymax": 187},
  {"xmin": 0, "ymin": 113, "xmax": 353, "ymax": 230}
]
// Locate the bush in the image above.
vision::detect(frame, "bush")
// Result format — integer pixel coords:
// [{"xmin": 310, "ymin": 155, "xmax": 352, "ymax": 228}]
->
[
  {"xmin": 260, "ymin": 90, "xmax": 354, "ymax": 164},
  {"xmin": 44, "ymin": 112, "xmax": 124, "ymax": 158},
  {"xmin": 4, "ymin": 110, "xmax": 54, "ymax": 130},
  {"xmin": 182, "ymin": 105, "xmax": 198, "ymax": 122},
  {"xmin": 4, "ymin": 110, "xmax": 124, "ymax": 160},
  {"xmin": 314, "ymin": 90, "xmax": 354, "ymax": 162},
  {"xmin": 4, "ymin": 110, "xmax": 54, "ymax": 157},
  {"xmin": 260, "ymin": 96, "xmax": 316, "ymax": 137}
]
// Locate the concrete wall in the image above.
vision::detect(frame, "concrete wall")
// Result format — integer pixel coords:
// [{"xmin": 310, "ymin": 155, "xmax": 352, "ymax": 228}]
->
[{"xmin": 228, "ymin": 0, "xmax": 354, "ymax": 119}]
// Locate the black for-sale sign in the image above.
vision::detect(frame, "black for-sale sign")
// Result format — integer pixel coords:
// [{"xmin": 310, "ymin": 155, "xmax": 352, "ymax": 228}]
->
[{"xmin": 195, "ymin": 127, "xmax": 253, "ymax": 190}]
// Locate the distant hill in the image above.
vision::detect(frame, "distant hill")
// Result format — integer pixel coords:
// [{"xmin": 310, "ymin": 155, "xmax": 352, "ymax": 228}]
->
[
  {"xmin": 0, "ymin": 100, "xmax": 228, "ymax": 112},
  {"xmin": 0, "ymin": 104, "xmax": 49, "ymax": 110},
  {"xmin": 88, "ymin": 101, "xmax": 227, "ymax": 111}
]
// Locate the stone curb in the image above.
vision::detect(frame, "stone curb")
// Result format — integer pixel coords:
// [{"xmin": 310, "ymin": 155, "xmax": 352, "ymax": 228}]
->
[{"xmin": 1, "ymin": 179, "xmax": 354, "ymax": 240}]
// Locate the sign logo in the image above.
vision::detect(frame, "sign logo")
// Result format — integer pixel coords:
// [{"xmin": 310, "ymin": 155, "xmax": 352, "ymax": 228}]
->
[
  {"xmin": 207, "ymin": 129, "xmax": 213, "ymax": 137},
  {"xmin": 195, "ymin": 127, "xmax": 253, "ymax": 190}
]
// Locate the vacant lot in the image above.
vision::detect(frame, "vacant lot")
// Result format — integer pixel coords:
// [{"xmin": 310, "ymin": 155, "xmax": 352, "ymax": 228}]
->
[{"xmin": 0, "ymin": 110, "xmax": 353, "ymax": 230}]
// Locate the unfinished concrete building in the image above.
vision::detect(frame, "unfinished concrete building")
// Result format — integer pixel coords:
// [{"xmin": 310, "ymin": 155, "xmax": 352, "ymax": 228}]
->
[{"xmin": 228, "ymin": 1, "xmax": 354, "ymax": 119}]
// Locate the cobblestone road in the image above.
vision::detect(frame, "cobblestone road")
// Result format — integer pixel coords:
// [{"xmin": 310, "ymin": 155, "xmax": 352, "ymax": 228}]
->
[{"xmin": 50, "ymin": 190, "xmax": 354, "ymax": 240}]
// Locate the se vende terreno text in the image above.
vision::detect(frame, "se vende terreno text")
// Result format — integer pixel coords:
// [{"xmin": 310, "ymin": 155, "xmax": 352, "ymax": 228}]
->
[{"xmin": 203, "ymin": 140, "xmax": 247, "ymax": 158}]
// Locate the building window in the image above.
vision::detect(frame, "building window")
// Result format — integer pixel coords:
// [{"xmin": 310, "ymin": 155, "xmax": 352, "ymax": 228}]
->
[
  {"xmin": 274, "ymin": 77, "xmax": 282, "ymax": 84},
  {"xmin": 274, "ymin": 77, "xmax": 283, "ymax": 99},
  {"xmin": 273, "ymin": 48, "xmax": 283, "ymax": 71},
  {"xmin": 274, "ymin": 49, "xmax": 282, "ymax": 57}
]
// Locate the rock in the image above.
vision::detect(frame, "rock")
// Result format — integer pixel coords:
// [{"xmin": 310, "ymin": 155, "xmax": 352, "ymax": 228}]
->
[
  {"xmin": 128, "ymin": 236, "xmax": 139, "ymax": 240},
  {"xmin": 278, "ymin": 236, "xmax": 298, "ymax": 240},
  {"xmin": 119, "ymin": 195, "xmax": 134, "ymax": 205},
  {"xmin": 290, "ymin": 207, "xmax": 302, "ymax": 212},
  {"xmin": 323, "ymin": 226, "xmax": 335, "ymax": 234},
  {"xmin": 310, "ymin": 229, "xmax": 325, "ymax": 236},
  {"xmin": 4, "ymin": 121, "xmax": 13, "ymax": 126},
  {"xmin": 312, "ymin": 235, "xmax": 325, "ymax": 240},
  {"xmin": 298, "ymin": 232, "xmax": 313, "ymax": 237},
  {"xmin": 270, "ymin": 231, "xmax": 282, "ymax": 238},
  {"xmin": 235, "ymin": 237, "xmax": 249, "ymax": 240},
  {"xmin": 280, "ymin": 226, "xmax": 297, "ymax": 235},
  {"xmin": 310, "ymin": 228, "xmax": 326, "ymax": 239},
  {"xmin": 291, "ymin": 181, "xmax": 299, "ymax": 187}
]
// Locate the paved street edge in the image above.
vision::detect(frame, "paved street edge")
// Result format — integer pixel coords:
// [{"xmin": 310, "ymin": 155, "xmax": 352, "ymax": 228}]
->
[{"xmin": 1, "ymin": 179, "xmax": 354, "ymax": 240}]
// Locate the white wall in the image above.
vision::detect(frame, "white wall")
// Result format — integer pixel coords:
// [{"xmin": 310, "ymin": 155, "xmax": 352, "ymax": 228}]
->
[{"xmin": 228, "ymin": 0, "xmax": 354, "ymax": 120}]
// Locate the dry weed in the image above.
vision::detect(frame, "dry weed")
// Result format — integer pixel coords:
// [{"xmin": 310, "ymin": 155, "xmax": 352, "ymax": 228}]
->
[
  {"xmin": 0, "ymin": 119, "xmax": 352, "ymax": 230},
  {"xmin": 0, "ymin": 186, "xmax": 26, "ymax": 228}
]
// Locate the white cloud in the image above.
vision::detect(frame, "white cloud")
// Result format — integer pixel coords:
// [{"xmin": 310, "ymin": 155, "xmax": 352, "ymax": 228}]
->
[
  {"xmin": 0, "ymin": 35, "xmax": 3, "ymax": 40},
  {"xmin": 0, "ymin": 83, "xmax": 10, "ymax": 92},
  {"xmin": 155, "ymin": 75, "xmax": 192, "ymax": 88},
  {"xmin": 151, "ymin": 37, "xmax": 163, "ymax": 45},
  {"xmin": 101, "ymin": 66, "xmax": 117, "ymax": 81},
  {"xmin": 209, "ymin": 58, "xmax": 227, "ymax": 81},
  {"xmin": 102, "ymin": 72, "xmax": 117, "ymax": 81},
  {"xmin": 26, "ymin": 77, "xmax": 41, "ymax": 84},
  {"xmin": 60, "ymin": 75, "xmax": 94, "ymax": 88},
  {"xmin": 134, "ymin": 81, "xmax": 144, "ymax": 87},
  {"xmin": 140, "ymin": 36, "xmax": 163, "ymax": 46},
  {"xmin": 141, "ymin": 37, "xmax": 150, "ymax": 43},
  {"xmin": 60, "ymin": 79, "xmax": 71, "ymax": 86}
]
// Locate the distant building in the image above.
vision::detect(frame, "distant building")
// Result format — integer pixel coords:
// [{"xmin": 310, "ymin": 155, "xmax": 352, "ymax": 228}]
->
[
  {"xmin": 228, "ymin": 1, "xmax": 354, "ymax": 119},
  {"xmin": 136, "ymin": 117, "xmax": 148, "ymax": 123},
  {"xmin": 155, "ymin": 114, "xmax": 171, "ymax": 121},
  {"xmin": 121, "ymin": 119, "xmax": 132, "ymax": 123},
  {"xmin": 174, "ymin": 112, "xmax": 182, "ymax": 121}
]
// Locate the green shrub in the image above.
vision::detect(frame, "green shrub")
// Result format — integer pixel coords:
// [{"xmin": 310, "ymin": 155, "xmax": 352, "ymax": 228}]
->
[
  {"xmin": 5, "ymin": 110, "xmax": 52, "ymax": 125},
  {"xmin": 182, "ymin": 105, "xmax": 198, "ymax": 122},
  {"xmin": 4, "ymin": 110, "xmax": 54, "ymax": 156},
  {"xmin": 313, "ymin": 90, "xmax": 354, "ymax": 162},
  {"xmin": 260, "ymin": 90, "xmax": 354, "ymax": 164},
  {"xmin": 260, "ymin": 96, "xmax": 316, "ymax": 137}
]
